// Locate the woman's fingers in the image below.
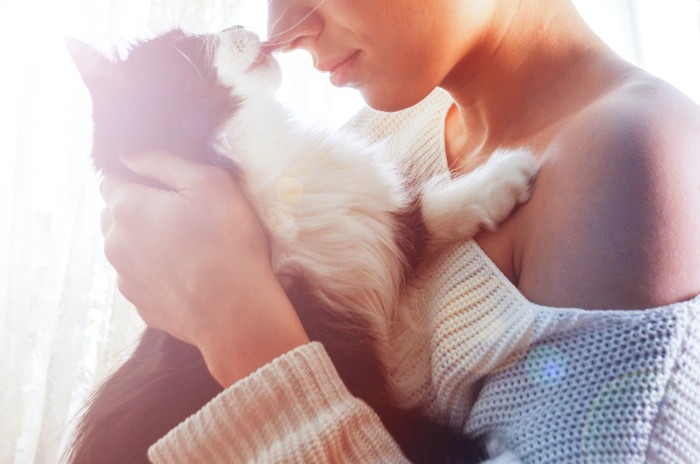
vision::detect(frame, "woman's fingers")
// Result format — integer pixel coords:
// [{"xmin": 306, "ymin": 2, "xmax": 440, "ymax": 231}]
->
[
  {"xmin": 119, "ymin": 151, "xmax": 214, "ymax": 192},
  {"xmin": 94, "ymin": 150, "xmax": 308, "ymax": 381}
]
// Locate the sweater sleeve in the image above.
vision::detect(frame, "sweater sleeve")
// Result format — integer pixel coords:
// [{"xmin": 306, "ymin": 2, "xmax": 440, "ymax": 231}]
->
[{"xmin": 147, "ymin": 342, "xmax": 409, "ymax": 463}]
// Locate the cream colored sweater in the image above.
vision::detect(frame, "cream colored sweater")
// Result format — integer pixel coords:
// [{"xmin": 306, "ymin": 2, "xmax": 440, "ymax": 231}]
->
[{"xmin": 149, "ymin": 89, "xmax": 700, "ymax": 463}]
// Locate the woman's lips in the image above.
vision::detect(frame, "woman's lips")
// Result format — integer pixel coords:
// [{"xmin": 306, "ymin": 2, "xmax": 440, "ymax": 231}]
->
[{"xmin": 323, "ymin": 51, "xmax": 361, "ymax": 87}]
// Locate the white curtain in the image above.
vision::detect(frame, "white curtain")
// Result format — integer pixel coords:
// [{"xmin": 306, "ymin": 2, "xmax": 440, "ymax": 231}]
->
[
  {"xmin": 0, "ymin": 2, "xmax": 260, "ymax": 462},
  {"xmin": 0, "ymin": 1, "xmax": 698, "ymax": 463},
  {"xmin": 574, "ymin": 0, "xmax": 700, "ymax": 103}
]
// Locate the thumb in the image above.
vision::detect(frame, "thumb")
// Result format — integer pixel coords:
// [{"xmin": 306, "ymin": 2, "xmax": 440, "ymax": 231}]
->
[{"xmin": 119, "ymin": 151, "xmax": 202, "ymax": 191}]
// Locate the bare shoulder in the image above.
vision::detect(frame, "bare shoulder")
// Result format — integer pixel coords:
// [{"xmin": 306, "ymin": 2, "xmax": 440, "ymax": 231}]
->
[{"xmin": 518, "ymin": 73, "xmax": 700, "ymax": 309}]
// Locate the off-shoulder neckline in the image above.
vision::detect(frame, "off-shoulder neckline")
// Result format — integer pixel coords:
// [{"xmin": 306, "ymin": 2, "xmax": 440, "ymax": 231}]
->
[
  {"xmin": 465, "ymin": 239, "xmax": 700, "ymax": 316},
  {"xmin": 430, "ymin": 89, "xmax": 700, "ymax": 316}
]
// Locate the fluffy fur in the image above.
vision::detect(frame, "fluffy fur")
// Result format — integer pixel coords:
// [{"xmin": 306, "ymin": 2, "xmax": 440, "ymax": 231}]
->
[{"xmin": 66, "ymin": 27, "xmax": 536, "ymax": 463}]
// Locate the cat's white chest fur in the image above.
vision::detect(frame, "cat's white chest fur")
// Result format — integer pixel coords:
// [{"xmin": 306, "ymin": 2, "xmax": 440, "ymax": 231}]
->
[
  {"xmin": 214, "ymin": 27, "xmax": 538, "ymax": 410},
  {"xmin": 217, "ymin": 93, "xmax": 412, "ymax": 331},
  {"xmin": 217, "ymin": 84, "xmax": 538, "ymax": 352}
]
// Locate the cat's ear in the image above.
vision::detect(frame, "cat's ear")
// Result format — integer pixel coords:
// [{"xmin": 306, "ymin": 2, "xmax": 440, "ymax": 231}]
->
[{"xmin": 65, "ymin": 36, "xmax": 118, "ymax": 91}]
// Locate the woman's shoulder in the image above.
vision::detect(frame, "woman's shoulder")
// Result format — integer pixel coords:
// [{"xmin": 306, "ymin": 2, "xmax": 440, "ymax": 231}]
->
[
  {"xmin": 577, "ymin": 72, "xmax": 700, "ymax": 156},
  {"xmin": 518, "ymin": 71, "xmax": 700, "ymax": 309},
  {"xmin": 549, "ymin": 70, "xmax": 700, "ymax": 171},
  {"xmin": 544, "ymin": 72, "xmax": 700, "ymax": 205}
]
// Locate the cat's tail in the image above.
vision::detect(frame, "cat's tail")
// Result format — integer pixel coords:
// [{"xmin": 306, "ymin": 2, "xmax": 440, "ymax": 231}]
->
[{"xmin": 66, "ymin": 328, "xmax": 222, "ymax": 464}]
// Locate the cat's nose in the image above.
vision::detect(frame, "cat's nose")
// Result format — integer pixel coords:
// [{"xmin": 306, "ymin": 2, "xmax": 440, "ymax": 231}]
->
[{"xmin": 223, "ymin": 25, "xmax": 246, "ymax": 33}]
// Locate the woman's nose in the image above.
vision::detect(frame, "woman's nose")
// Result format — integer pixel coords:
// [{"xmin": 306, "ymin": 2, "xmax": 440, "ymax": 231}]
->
[{"xmin": 266, "ymin": 0, "xmax": 322, "ymax": 51}]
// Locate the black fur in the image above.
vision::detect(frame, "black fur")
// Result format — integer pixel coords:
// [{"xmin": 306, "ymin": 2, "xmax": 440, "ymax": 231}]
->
[
  {"xmin": 68, "ymin": 329, "xmax": 223, "ymax": 462},
  {"xmin": 66, "ymin": 29, "xmax": 486, "ymax": 464}
]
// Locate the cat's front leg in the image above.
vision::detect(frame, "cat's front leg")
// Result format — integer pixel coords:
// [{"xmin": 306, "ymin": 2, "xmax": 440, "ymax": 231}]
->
[{"xmin": 421, "ymin": 148, "xmax": 539, "ymax": 241}]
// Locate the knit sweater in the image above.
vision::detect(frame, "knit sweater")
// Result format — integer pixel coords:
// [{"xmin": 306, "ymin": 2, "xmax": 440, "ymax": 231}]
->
[{"xmin": 148, "ymin": 89, "xmax": 700, "ymax": 463}]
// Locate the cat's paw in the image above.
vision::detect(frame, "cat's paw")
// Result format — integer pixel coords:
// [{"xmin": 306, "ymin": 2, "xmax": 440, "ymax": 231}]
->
[
  {"xmin": 482, "ymin": 147, "xmax": 539, "ymax": 205},
  {"xmin": 421, "ymin": 148, "xmax": 539, "ymax": 242},
  {"xmin": 467, "ymin": 147, "xmax": 539, "ymax": 230}
]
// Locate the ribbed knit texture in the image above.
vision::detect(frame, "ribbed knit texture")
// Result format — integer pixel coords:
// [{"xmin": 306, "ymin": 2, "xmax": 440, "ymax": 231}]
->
[
  {"xmin": 426, "ymin": 242, "xmax": 700, "ymax": 463},
  {"xmin": 148, "ymin": 342, "xmax": 408, "ymax": 463},
  {"xmin": 149, "ymin": 89, "xmax": 700, "ymax": 463}
]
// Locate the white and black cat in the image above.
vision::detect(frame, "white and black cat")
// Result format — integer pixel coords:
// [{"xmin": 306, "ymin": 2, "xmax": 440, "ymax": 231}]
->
[{"xmin": 66, "ymin": 26, "xmax": 536, "ymax": 464}]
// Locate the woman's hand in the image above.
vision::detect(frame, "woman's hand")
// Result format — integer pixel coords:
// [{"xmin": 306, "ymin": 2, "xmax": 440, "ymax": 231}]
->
[{"xmin": 100, "ymin": 151, "xmax": 309, "ymax": 387}]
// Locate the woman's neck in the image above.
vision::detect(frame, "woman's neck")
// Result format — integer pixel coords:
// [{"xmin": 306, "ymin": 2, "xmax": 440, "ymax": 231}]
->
[{"xmin": 441, "ymin": 0, "xmax": 632, "ymax": 164}]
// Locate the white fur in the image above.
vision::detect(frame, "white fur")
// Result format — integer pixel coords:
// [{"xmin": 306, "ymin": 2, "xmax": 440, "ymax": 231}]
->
[
  {"xmin": 212, "ymin": 29, "xmax": 538, "ymax": 409},
  {"xmin": 422, "ymin": 148, "xmax": 538, "ymax": 241}
]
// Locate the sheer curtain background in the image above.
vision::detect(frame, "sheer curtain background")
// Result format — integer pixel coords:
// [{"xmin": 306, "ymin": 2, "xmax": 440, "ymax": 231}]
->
[{"xmin": 0, "ymin": 1, "xmax": 698, "ymax": 462}]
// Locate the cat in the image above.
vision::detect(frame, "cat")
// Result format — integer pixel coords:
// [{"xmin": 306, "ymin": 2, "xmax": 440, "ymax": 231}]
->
[{"xmin": 65, "ymin": 26, "xmax": 536, "ymax": 464}]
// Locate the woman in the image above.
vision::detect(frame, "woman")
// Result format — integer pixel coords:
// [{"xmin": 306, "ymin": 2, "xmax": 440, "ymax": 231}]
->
[{"xmin": 100, "ymin": 0, "xmax": 700, "ymax": 461}]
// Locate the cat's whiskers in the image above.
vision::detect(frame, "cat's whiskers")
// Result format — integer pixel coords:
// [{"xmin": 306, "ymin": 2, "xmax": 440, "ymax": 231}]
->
[
  {"xmin": 170, "ymin": 44, "xmax": 205, "ymax": 82},
  {"xmin": 266, "ymin": 0, "xmax": 292, "ymax": 38},
  {"xmin": 267, "ymin": 0, "xmax": 327, "ymax": 50}
]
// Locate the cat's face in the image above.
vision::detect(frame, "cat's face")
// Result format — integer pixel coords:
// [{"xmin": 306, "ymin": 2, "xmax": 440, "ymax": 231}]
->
[
  {"xmin": 214, "ymin": 27, "xmax": 281, "ymax": 95},
  {"xmin": 67, "ymin": 27, "xmax": 280, "ymax": 176}
]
